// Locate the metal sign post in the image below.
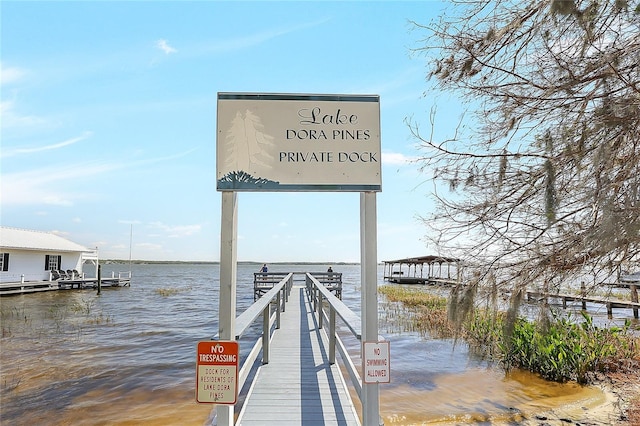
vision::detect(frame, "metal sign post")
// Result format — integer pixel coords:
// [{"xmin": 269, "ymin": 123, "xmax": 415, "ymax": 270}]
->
[
  {"xmin": 216, "ymin": 191, "xmax": 238, "ymax": 426},
  {"xmin": 361, "ymin": 191, "xmax": 381, "ymax": 425}
]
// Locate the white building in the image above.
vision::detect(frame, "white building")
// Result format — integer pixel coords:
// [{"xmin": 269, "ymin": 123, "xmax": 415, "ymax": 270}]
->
[{"xmin": 0, "ymin": 227, "xmax": 98, "ymax": 283}]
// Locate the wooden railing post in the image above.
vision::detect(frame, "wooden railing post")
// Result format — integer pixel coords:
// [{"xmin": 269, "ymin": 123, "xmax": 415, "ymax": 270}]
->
[
  {"xmin": 281, "ymin": 287, "xmax": 287, "ymax": 312},
  {"xmin": 317, "ymin": 288, "xmax": 323, "ymax": 329},
  {"xmin": 580, "ymin": 282, "xmax": 587, "ymax": 310},
  {"xmin": 276, "ymin": 291, "xmax": 281, "ymax": 329},
  {"xmin": 263, "ymin": 304, "xmax": 270, "ymax": 364},
  {"xmin": 329, "ymin": 306, "xmax": 336, "ymax": 364},
  {"xmin": 631, "ymin": 284, "xmax": 638, "ymax": 319},
  {"xmin": 285, "ymin": 277, "xmax": 290, "ymax": 303}
]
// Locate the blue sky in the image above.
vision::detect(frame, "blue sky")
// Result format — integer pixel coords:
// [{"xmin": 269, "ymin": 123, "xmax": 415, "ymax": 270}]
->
[{"xmin": 1, "ymin": 1, "xmax": 461, "ymax": 263}]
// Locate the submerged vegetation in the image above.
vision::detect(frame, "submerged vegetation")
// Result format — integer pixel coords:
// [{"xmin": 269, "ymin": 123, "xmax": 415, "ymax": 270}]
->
[
  {"xmin": 379, "ymin": 285, "xmax": 640, "ymax": 385},
  {"xmin": 153, "ymin": 286, "xmax": 192, "ymax": 297},
  {"xmin": 0, "ymin": 297, "xmax": 114, "ymax": 339}
]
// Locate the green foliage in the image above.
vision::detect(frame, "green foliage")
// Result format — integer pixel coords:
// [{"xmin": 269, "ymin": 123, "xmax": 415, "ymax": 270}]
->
[
  {"xmin": 380, "ymin": 286, "xmax": 638, "ymax": 384},
  {"xmin": 495, "ymin": 311, "xmax": 632, "ymax": 383}
]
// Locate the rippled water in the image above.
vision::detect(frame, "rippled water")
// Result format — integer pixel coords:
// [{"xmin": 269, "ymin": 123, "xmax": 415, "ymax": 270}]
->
[{"xmin": 1, "ymin": 263, "xmax": 635, "ymax": 425}]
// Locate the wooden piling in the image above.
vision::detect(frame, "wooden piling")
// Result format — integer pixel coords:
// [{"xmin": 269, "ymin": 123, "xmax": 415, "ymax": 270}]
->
[{"xmin": 97, "ymin": 264, "xmax": 102, "ymax": 295}]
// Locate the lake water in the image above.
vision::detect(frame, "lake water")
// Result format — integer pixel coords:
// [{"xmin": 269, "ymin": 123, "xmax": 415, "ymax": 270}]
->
[{"xmin": 1, "ymin": 263, "xmax": 636, "ymax": 425}]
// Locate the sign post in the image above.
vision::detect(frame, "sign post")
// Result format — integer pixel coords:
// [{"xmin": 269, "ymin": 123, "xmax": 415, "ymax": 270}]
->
[
  {"xmin": 196, "ymin": 341, "xmax": 239, "ymax": 404},
  {"xmin": 216, "ymin": 92, "xmax": 382, "ymax": 424}
]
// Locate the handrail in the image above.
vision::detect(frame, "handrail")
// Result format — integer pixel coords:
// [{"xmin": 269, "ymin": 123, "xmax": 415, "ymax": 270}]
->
[
  {"xmin": 305, "ymin": 273, "xmax": 363, "ymax": 398},
  {"xmin": 306, "ymin": 273, "xmax": 360, "ymax": 338},
  {"xmin": 236, "ymin": 273, "xmax": 292, "ymax": 338},
  {"xmin": 232, "ymin": 273, "xmax": 293, "ymax": 391}
]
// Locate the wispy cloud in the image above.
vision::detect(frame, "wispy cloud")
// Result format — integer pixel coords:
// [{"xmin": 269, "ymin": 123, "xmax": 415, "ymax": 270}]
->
[
  {"xmin": 1, "ymin": 131, "xmax": 93, "ymax": 158},
  {"xmin": 156, "ymin": 39, "xmax": 177, "ymax": 54},
  {"xmin": 148, "ymin": 221, "xmax": 202, "ymax": 237},
  {"xmin": 1, "ymin": 161, "xmax": 121, "ymax": 206},
  {"xmin": 382, "ymin": 151, "xmax": 417, "ymax": 165},
  {"xmin": 1, "ymin": 148, "xmax": 197, "ymax": 206},
  {"xmin": 193, "ymin": 18, "xmax": 328, "ymax": 55},
  {"xmin": 0, "ymin": 63, "xmax": 27, "ymax": 85},
  {"xmin": 0, "ymin": 99, "xmax": 49, "ymax": 130}
]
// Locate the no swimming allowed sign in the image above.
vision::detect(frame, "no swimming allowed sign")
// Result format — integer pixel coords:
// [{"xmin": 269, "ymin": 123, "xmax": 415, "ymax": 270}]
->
[{"xmin": 363, "ymin": 341, "xmax": 391, "ymax": 384}]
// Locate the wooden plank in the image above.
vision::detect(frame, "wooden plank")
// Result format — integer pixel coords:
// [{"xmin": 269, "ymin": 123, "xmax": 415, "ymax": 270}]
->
[{"xmin": 236, "ymin": 286, "xmax": 360, "ymax": 426}]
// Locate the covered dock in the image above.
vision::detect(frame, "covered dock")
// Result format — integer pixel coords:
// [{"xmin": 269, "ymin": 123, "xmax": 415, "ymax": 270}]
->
[{"xmin": 383, "ymin": 255, "xmax": 461, "ymax": 285}]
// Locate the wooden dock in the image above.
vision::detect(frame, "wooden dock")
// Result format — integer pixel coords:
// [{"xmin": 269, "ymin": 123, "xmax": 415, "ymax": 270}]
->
[
  {"xmin": 527, "ymin": 283, "xmax": 639, "ymax": 319},
  {"xmin": 254, "ymin": 272, "xmax": 343, "ymax": 300},
  {"xmin": 386, "ymin": 276, "xmax": 459, "ymax": 286},
  {"xmin": 0, "ymin": 276, "xmax": 131, "ymax": 296},
  {"xmin": 383, "ymin": 255, "xmax": 461, "ymax": 286},
  {"xmin": 236, "ymin": 285, "xmax": 360, "ymax": 425}
]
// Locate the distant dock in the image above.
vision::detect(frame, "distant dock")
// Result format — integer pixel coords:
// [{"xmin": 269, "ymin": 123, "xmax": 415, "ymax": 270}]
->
[
  {"xmin": 526, "ymin": 277, "xmax": 639, "ymax": 319},
  {"xmin": 0, "ymin": 272, "xmax": 131, "ymax": 296},
  {"xmin": 383, "ymin": 255, "xmax": 461, "ymax": 286}
]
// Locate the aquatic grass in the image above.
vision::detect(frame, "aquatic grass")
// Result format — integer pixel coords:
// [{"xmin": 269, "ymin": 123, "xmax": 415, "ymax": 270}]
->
[
  {"xmin": 379, "ymin": 285, "xmax": 447, "ymax": 309},
  {"xmin": 379, "ymin": 284, "xmax": 640, "ymax": 385},
  {"xmin": 379, "ymin": 285, "xmax": 454, "ymax": 337},
  {"xmin": 0, "ymin": 305, "xmax": 26, "ymax": 320},
  {"xmin": 71, "ymin": 299, "xmax": 95, "ymax": 315},
  {"xmin": 1, "ymin": 298, "xmax": 116, "ymax": 343},
  {"xmin": 153, "ymin": 286, "xmax": 192, "ymax": 297},
  {"xmin": 46, "ymin": 304, "xmax": 69, "ymax": 321},
  {"xmin": 86, "ymin": 311, "xmax": 113, "ymax": 325},
  {"xmin": 154, "ymin": 288, "xmax": 181, "ymax": 297}
]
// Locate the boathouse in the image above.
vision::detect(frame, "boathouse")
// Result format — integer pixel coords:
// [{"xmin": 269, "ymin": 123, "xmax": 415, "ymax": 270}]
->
[
  {"xmin": 383, "ymin": 255, "xmax": 461, "ymax": 285},
  {"xmin": 0, "ymin": 226, "xmax": 98, "ymax": 284}
]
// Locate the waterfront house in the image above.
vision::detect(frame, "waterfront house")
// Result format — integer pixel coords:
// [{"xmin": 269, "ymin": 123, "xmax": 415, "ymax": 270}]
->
[{"xmin": 0, "ymin": 227, "xmax": 98, "ymax": 283}]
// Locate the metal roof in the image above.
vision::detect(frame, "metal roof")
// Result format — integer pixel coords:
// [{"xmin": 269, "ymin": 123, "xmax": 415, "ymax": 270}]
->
[
  {"xmin": 0, "ymin": 227, "xmax": 89, "ymax": 252},
  {"xmin": 383, "ymin": 255, "xmax": 460, "ymax": 264}
]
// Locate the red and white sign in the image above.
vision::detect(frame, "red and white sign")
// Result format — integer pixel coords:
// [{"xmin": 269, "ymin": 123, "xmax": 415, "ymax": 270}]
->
[
  {"xmin": 363, "ymin": 341, "xmax": 390, "ymax": 384},
  {"xmin": 196, "ymin": 341, "xmax": 239, "ymax": 404}
]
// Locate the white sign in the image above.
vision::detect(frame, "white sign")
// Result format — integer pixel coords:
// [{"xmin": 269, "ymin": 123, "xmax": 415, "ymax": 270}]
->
[
  {"xmin": 363, "ymin": 341, "xmax": 390, "ymax": 384},
  {"xmin": 216, "ymin": 93, "xmax": 381, "ymax": 192}
]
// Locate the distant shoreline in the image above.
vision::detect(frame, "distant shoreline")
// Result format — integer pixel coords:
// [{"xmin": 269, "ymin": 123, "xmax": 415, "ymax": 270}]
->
[{"xmin": 101, "ymin": 260, "xmax": 360, "ymax": 265}]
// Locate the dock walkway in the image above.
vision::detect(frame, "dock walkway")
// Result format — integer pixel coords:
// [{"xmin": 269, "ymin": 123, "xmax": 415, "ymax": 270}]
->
[{"xmin": 236, "ymin": 285, "xmax": 360, "ymax": 425}]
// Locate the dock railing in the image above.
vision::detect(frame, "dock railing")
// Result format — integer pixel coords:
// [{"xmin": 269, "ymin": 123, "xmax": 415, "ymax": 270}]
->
[
  {"xmin": 234, "ymin": 273, "xmax": 293, "ymax": 389},
  {"xmin": 253, "ymin": 272, "xmax": 294, "ymax": 300},
  {"xmin": 305, "ymin": 273, "xmax": 363, "ymax": 401}
]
